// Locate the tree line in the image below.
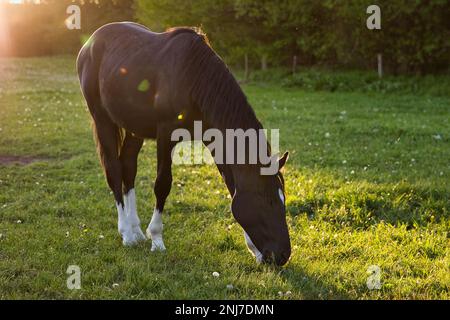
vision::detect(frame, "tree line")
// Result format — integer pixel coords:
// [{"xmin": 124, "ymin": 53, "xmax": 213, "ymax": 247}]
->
[{"xmin": 1, "ymin": 0, "xmax": 448, "ymax": 75}]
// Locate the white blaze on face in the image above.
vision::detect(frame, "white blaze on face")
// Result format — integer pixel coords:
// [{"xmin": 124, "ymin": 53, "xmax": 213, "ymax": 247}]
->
[
  {"xmin": 244, "ymin": 231, "xmax": 263, "ymax": 263},
  {"xmin": 117, "ymin": 188, "xmax": 146, "ymax": 246},
  {"xmin": 278, "ymin": 188, "xmax": 285, "ymax": 205},
  {"xmin": 146, "ymin": 208, "xmax": 166, "ymax": 251}
]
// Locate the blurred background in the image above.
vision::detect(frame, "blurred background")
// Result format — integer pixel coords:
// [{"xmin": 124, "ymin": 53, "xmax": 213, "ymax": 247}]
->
[{"xmin": 0, "ymin": 0, "xmax": 448, "ymax": 75}]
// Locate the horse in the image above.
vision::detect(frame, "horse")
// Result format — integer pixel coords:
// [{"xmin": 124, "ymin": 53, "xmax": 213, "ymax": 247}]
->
[{"xmin": 77, "ymin": 22, "xmax": 291, "ymax": 266}]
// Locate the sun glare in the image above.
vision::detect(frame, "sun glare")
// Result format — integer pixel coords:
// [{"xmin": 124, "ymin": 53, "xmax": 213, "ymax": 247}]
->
[
  {"xmin": 0, "ymin": 0, "xmax": 42, "ymax": 4},
  {"xmin": 0, "ymin": 0, "xmax": 44, "ymax": 56},
  {"xmin": 0, "ymin": 4, "xmax": 11, "ymax": 56}
]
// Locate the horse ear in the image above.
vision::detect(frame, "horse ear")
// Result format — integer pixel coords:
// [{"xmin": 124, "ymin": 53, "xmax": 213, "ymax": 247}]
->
[{"xmin": 278, "ymin": 151, "xmax": 289, "ymax": 170}]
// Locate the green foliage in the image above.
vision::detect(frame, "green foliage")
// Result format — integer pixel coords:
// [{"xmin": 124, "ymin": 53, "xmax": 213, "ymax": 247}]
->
[
  {"xmin": 245, "ymin": 68, "xmax": 450, "ymax": 96},
  {"xmin": 2, "ymin": 1, "xmax": 448, "ymax": 74},
  {"xmin": 136, "ymin": 0, "xmax": 450, "ymax": 74}
]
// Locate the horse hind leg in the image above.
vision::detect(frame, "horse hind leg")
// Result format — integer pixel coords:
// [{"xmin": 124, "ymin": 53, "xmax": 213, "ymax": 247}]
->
[
  {"xmin": 92, "ymin": 116, "xmax": 144, "ymax": 246},
  {"xmin": 119, "ymin": 132, "xmax": 146, "ymax": 244},
  {"xmin": 78, "ymin": 48, "xmax": 144, "ymax": 246}
]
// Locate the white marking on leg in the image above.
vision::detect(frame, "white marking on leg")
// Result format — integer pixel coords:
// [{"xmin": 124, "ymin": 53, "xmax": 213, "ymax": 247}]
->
[
  {"xmin": 278, "ymin": 188, "xmax": 285, "ymax": 204},
  {"xmin": 244, "ymin": 231, "xmax": 263, "ymax": 263},
  {"xmin": 117, "ymin": 188, "xmax": 146, "ymax": 246},
  {"xmin": 146, "ymin": 208, "xmax": 166, "ymax": 251}
]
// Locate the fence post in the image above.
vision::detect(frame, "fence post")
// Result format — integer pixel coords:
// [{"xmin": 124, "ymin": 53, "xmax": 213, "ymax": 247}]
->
[
  {"xmin": 377, "ymin": 53, "xmax": 383, "ymax": 78},
  {"xmin": 292, "ymin": 55, "xmax": 298, "ymax": 75},
  {"xmin": 244, "ymin": 53, "xmax": 249, "ymax": 82},
  {"xmin": 261, "ymin": 54, "xmax": 268, "ymax": 71}
]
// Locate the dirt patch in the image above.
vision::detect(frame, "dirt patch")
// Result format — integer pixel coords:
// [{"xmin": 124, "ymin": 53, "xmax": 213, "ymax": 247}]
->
[{"xmin": 0, "ymin": 155, "xmax": 49, "ymax": 165}]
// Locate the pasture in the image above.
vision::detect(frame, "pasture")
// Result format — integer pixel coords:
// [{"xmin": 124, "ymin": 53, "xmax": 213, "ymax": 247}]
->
[{"xmin": 0, "ymin": 56, "xmax": 448, "ymax": 299}]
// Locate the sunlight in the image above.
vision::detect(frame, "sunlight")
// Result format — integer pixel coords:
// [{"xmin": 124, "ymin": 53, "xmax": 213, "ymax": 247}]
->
[
  {"xmin": 1, "ymin": 0, "xmax": 42, "ymax": 4},
  {"xmin": 0, "ymin": 0, "xmax": 44, "ymax": 56},
  {"xmin": 0, "ymin": 3, "xmax": 12, "ymax": 56}
]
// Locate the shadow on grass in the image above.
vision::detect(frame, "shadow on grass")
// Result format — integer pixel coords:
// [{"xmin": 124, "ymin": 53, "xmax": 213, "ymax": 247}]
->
[{"xmin": 280, "ymin": 264, "xmax": 352, "ymax": 299}]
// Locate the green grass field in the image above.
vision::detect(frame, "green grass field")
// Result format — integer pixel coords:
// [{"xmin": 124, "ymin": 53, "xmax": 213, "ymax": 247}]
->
[{"xmin": 0, "ymin": 56, "xmax": 448, "ymax": 299}]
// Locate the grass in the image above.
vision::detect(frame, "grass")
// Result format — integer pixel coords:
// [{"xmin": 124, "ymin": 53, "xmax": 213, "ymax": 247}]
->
[{"xmin": 0, "ymin": 56, "xmax": 449, "ymax": 299}]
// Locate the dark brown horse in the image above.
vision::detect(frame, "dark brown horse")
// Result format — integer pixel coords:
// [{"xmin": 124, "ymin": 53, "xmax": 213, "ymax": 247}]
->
[{"xmin": 77, "ymin": 22, "xmax": 290, "ymax": 265}]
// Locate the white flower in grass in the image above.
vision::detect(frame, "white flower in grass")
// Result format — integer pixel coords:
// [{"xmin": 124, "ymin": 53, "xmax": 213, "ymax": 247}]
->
[
  {"xmin": 98, "ymin": 235, "xmax": 104, "ymax": 239},
  {"xmin": 112, "ymin": 283, "xmax": 119, "ymax": 288},
  {"xmin": 212, "ymin": 272, "xmax": 220, "ymax": 278}
]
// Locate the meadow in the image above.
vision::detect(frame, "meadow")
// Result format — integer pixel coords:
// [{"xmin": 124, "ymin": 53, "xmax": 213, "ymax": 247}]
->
[{"xmin": 0, "ymin": 56, "xmax": 448, "ymax": 299}]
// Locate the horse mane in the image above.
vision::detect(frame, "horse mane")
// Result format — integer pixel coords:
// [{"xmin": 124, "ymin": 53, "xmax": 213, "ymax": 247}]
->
[
  {"xmin": 166, "ymin": 26, "xmax": 210, "ymax": 45},
  {"xmin": 170, "ymin": 28, "xmax": 262, "ymax": 132}
]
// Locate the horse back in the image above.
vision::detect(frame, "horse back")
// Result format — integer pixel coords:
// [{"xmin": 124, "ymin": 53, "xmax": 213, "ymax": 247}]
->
[{"xmin": 77, "ymin": 22, "xmax": 200, "ymax": 138}]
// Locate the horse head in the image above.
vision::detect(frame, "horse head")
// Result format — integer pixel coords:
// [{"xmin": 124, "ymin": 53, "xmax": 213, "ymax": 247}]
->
[{"xmin": 231, "ymin": 152, "xmax": 291, "ymax": 266}]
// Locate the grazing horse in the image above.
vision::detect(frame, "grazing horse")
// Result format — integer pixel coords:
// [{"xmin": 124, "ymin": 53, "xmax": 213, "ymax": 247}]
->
[{"xmin": 77, "ymin": 22, "xmax": 291, "ymax": 266}]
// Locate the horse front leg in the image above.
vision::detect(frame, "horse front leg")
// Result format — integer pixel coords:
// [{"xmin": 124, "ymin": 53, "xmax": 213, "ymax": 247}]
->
[
  {"xmin": 119, "ymin": 132, "xmax": 146, "ymax": 245},
  {"xmin": 146, "ymin": 124, "xmax": 176, "ymax": 251}
]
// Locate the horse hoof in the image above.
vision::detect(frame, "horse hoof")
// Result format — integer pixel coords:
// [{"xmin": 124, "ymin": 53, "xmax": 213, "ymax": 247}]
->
[
  {"xmin": 121, "ymin": 227, "xmax": 146, "ymax": 246},
  {"xmin": 150, "ymin": 239, "xmax": 166, "ymax": 252}
]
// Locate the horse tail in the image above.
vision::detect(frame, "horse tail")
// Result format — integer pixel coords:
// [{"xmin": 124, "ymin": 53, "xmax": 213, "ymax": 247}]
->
[
  {"xmin": 91, "ymin": 120, "xmax": 124, "ymax": 173},
  {"xmin": 77, "ymin": 35, "xmax": 124, "ymax": 176}
]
